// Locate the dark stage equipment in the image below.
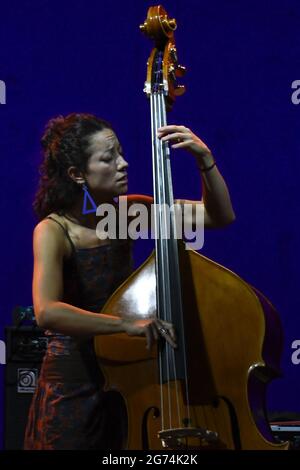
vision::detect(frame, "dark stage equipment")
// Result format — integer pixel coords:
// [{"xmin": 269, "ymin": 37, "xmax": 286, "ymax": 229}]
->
[{"xmin": 4, "ymin": 307, "xmax": 47, "ymax": 449}]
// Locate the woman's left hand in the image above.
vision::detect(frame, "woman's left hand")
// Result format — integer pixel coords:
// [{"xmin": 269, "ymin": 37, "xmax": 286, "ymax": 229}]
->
[{"xmin": 157, "ymin": 125, "xmax": 212, "ymax": 160}]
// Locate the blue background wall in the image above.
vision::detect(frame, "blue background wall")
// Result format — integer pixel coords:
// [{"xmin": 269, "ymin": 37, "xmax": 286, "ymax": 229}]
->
[{"xmin": 0, "ymin": 0, "xmax": 299, "ymax": 448}]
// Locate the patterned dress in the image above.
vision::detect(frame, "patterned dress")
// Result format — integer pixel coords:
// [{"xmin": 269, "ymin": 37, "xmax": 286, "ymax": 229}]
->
[{"xmin": 24, "ymin": 216, "xmax": 133, "ymax": 450}]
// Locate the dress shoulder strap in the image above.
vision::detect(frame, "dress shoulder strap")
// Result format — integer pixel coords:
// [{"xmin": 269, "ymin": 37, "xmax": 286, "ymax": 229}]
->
[{"xmin": 46, "ymin": 216, "xmax": 76, "ymax": 255}]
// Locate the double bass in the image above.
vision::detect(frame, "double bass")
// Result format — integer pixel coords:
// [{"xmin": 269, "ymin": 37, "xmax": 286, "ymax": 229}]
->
[{"xmin": 94, "ymin": 5, "xmax": 288, "ymax": 450}]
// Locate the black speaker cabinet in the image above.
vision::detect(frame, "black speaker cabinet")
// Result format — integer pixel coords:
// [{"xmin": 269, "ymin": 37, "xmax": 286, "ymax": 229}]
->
[{"xmin": 4, "ymin": 326, "xmax": 47, "ymax": 450}]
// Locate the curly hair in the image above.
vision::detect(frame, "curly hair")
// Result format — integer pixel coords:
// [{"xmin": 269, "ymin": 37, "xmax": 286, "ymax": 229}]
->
[{"xmin": 33, "ymin": 112, "xmax": 113, "ymax": 220}]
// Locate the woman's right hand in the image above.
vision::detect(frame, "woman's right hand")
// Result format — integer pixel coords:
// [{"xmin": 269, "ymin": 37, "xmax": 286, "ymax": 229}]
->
[{"xmin": 123, "ymin": 317, "xmax": 177, "ymax": 350}]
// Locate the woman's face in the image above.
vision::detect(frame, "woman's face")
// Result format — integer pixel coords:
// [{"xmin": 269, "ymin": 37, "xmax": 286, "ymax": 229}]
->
[{"xmin": 84, "ymin": 128, "xmax": 128, "ymax": 199}]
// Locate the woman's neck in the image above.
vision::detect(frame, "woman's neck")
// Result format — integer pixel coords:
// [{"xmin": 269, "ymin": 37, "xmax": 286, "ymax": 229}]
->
[{"xmin": 64, "ymin": 196, "xmax": 117, "ymax": 229}]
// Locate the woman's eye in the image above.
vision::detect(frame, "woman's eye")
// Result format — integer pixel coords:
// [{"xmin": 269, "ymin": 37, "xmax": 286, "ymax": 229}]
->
[{"xmin": 101, "ymin": 155, "xmax": 113, "ymax": 162}]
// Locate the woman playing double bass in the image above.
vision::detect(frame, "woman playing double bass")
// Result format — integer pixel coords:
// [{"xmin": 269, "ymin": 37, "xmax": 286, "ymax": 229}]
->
[{"xmin": 24, "ymin": 112, "xmax": 235, "ymax": 450}]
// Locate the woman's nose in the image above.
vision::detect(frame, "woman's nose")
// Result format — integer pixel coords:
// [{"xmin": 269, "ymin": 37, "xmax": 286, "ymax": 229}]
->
[{"xmin": 118, "ymin": 155, "xmax": 129, "ymax": 170}]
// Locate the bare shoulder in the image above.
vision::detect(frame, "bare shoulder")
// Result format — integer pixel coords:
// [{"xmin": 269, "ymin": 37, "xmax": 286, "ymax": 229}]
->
[{"xmin": 33, "ymin": 214, "xmax": 70, "ymax": 258}]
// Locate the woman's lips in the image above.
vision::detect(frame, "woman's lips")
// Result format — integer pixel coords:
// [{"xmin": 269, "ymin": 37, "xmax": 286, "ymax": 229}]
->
[{"xmin": 117, "ymin": 174, "xmax": 128, "ymax": 183}]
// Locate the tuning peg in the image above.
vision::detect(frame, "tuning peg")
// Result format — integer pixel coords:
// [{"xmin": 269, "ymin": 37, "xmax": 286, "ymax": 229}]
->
[
  {"xmin": 175, "ymin": 65, "xmax": 186, "ymax": 77},
  {"xmin": 170, "ymin": 47, "xmax": 178, "ymax": 64},
  {"xmin": 139, "ymin": 21, "xmax": 147, "ymax": 33},
  {"xmin": 168, "ymin": 65, "xmax": 177, "ymax": 83},
  {"xmin": 169, "ymin": 18, "xmax": 177, "ymax": 30},
  {"xmin": 174, "ymin": 85, "xmax": 186, "ymax": 96}
]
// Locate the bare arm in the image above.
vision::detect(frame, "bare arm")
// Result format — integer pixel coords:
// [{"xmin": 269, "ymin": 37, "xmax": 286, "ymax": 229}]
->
[
  {"xmin": 33, "ymin": 219, "xmax": 176, "ymax": 347},
  {"xmin": 157, "ymin": 125, "xmax": 235, "ymax": 228},
  {"xmin": 33, "ymin": 219, "xmax": 125, "ymax": 336}
]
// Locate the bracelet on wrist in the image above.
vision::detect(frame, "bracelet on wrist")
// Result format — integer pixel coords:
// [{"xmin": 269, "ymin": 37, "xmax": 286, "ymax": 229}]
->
[{"xmin": 199, "ymin": 161, "xmax": 216, "ymax": 172}]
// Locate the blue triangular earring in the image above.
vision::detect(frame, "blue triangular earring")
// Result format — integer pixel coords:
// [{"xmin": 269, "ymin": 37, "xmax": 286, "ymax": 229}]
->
[{"xmin": 82, "ymin": 184, "xmax": 97, "ymax": 214}]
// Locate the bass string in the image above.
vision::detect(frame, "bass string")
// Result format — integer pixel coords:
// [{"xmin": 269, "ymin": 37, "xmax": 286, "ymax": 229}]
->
[
  {"xmin": 155, "ymin": 91, "xmax": 181, "ymax": 430},
  {"xmin": 152, "ymin": 91, "xmax": 173, "ymax": 429},
  {"xmin": 158, "ymin": 91, "xmax": 191, "ymax": 428},
  {"xmin": 150, "ymin": 88, "xmax": 191, "ymax": 430}
]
